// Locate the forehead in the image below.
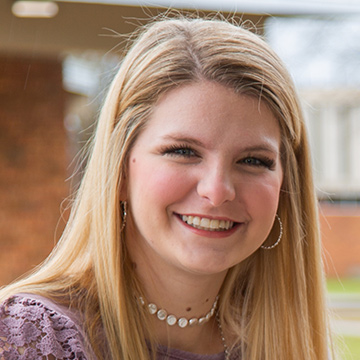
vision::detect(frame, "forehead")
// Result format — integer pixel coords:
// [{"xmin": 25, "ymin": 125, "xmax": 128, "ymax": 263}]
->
[{"xmin": 137, "ymin": 81, "xmax": 281, "ymax": 151}]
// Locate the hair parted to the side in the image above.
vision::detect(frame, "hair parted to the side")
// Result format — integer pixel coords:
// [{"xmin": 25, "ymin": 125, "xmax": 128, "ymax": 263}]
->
[{"xmin": 0, "ymin": 16, "xmax": 332, "ymax": 360}]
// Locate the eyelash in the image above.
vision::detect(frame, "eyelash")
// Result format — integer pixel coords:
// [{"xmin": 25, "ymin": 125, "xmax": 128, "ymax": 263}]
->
[
  {"xmin": 161, "ymin": 145, "xmax": 275, "ymax": 169},
  {"xmin": 161, "ymin": 144, "xmax": 198, "ymax": 158},
  {"xmin": 241, "ymin": 156, "xmax": 275, "ymax": 170}
]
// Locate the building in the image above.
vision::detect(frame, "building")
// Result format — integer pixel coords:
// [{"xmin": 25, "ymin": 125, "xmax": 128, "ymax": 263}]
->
[{"xmin": 1, "ymin": 0, "xmax": 359, "ymax": 285}]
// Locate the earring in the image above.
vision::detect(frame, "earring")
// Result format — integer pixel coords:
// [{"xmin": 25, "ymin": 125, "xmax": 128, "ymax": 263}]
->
[
  {"xmin": 261, "ymin": 214, "xmax": 283, "ymax": 250},
  {"xmin": 120, "ymin": 201, "xmax": 127, "ymax": 232}
]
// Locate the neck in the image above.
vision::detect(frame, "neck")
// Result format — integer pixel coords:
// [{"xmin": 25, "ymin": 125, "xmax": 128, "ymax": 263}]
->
[
  {"xmin": 126, "ymin": 223, "xmax": 229, "ymax": 354},
  {"xmin": 135, "ymin": 254, "xmax": 226, "ymax": 316},
  {"xmin": 133, "ymin": 257, "xmax": 227, "ymax": 354}
]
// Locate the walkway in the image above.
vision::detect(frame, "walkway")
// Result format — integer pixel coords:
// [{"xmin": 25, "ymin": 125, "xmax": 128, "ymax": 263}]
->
[{"xmin": 328, "ymin": 293, "xmax": 360, "ymax": 337}]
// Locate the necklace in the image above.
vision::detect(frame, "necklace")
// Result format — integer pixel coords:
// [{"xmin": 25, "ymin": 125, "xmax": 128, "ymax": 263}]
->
[
  {"xmin": 216, "ymin": 312, "xmax": 230, "ymax": 360},
  {"xmin": 138, "ymin": 295, "xmax": 229, "ymax": 359},
  {"xmin": 138, "ymin": 295, "xmax": 219, "ymax": 328}
]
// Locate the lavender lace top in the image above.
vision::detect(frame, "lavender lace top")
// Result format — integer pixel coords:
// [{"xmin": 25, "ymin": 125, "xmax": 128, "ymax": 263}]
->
[{"xmin": 0, "ymin": 294, "xmax": 228, "ymax": 360}]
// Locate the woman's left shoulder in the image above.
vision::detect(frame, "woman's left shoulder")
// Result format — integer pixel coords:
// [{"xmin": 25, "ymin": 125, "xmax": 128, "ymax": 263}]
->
[{"xmin": 0, "ymin": 293, "xmax": 89, "ymax": 359}]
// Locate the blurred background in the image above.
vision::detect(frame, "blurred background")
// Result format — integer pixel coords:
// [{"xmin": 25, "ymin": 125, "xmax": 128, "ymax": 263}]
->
[{"xmin": 0, "ymin": 0, "xmax": 359, "ymax": 357}]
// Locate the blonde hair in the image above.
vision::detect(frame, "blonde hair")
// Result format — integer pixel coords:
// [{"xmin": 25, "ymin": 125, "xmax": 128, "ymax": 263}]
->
[{"xmin": 0, "ymin": 17, "xmax": 331, "ymax": 360}]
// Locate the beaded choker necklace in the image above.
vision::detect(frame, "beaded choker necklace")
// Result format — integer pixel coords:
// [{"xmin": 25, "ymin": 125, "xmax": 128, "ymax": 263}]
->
[
  {"xmin": 138, "ymin": 295, "xmax": 219, "ymax": 329},
  {"xmin": 138, "ymin": 295, "xmax": 229, "ymax": 359}
]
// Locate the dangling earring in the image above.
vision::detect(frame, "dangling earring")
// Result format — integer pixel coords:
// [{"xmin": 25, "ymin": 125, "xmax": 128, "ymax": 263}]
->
[
  {"xmin": 261, "ymin": 214, "xmax": 283, "ymax": 250},
  {"xmin": 120, "ymin": 201, "xmax": 127, "ymax": 232}
]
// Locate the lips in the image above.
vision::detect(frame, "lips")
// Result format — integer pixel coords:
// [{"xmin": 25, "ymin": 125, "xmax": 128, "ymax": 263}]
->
[{"xmin": 180, "ymin": 215, "xmax": 236, "ymax": 232}]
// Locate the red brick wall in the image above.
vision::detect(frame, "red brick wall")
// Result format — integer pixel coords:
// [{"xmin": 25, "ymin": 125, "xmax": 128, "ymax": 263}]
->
[
  {"xmin": 0, "ymin": 55, "xmax": 359, "ymax": 286},
  {"xmin": 0, "ymin": 56, "xmax": 69, "ymax": 286},
  {"xmin": 320, "ymin": 205, "xmax": 360, "ymax": 278}
]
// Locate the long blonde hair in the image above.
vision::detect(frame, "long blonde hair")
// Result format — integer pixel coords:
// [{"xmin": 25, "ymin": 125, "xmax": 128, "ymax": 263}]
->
[{"xmin": 0, "ymin": 17, "xmax": 331, "ymax": 360}]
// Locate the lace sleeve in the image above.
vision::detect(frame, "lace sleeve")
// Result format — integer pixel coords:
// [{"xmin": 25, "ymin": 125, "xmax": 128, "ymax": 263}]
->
[{"xmin": 0, "ymin": 295, "xmax": 88, "ymax": 360}]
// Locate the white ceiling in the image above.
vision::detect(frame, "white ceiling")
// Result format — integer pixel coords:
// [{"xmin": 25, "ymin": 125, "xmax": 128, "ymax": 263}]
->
[
  {"xmin": 58, "ymin": 0, "xmax": 360, "ymax": 15},
  {"xmin": 3, "ymin": 0, "xmax": 360, "ymax": 58}
]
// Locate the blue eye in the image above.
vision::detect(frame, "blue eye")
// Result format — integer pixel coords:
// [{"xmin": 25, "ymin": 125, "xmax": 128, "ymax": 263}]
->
[
  {"xmin": 242, "ymin": 157, "xmax": 275, "ymax": 169},
  {"xmin": 243, "ymin": 158, "xmax": 261, "ymax": 165},
  {"xmin": 162, "ymin": 145, "xmax": 197, "ymax": 158},
  {"xmin": 172, "ymin": 148, "xmax": 195, "ymax": 157}
]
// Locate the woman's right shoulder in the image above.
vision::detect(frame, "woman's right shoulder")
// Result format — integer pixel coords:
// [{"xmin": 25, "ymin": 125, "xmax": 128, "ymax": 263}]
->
[{"xmin": 0, "ymin": 293, "xmax": 90, "ymax": 359}]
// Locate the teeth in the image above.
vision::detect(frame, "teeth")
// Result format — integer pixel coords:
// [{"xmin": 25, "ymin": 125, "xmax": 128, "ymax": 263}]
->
[
  {"xmin": 181, "ymin": 215, "xmax": 234, "ymax": 231},
  {"xmin": 210, "ymin": 219, "xmax": 219, "ymax": 229},
  {"xmin": 200, "ymin": 218, "xmax": 210, "ymax": 227}
]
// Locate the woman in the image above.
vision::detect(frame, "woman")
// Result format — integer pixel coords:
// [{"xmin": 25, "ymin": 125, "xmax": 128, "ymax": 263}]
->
[{"xmin": 0, "ymin": 17, "xmax": 332, "ymax": 359}]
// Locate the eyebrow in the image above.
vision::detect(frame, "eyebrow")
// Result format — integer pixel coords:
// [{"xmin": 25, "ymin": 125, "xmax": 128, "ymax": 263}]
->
[
  {"xmin": 161, "ymin": 134, "xmax": 279, "ymax": 154},
  {"xmin": 161, "ymin": 135, "xmax": 206, "ymax": 148},
  {"xmin": 240, "ymin": 144, "xmax": 279, "ymax": 154}
]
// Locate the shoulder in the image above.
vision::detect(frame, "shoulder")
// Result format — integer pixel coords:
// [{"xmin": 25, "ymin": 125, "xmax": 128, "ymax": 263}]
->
[
  {"xmin": 0, "ymin": 293, "xmax": 90, "ymax": 359},
  {"xmin": 154, "ymin": 344, "xmax": 228, "ymax": 360}
]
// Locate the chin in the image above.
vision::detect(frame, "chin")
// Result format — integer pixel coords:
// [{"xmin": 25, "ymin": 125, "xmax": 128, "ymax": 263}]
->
[{"xmin": 177, "ymin": 258, "xmax": 237, "ymax": 276}]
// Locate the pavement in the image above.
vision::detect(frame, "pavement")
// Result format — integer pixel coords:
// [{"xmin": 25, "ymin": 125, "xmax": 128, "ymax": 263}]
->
[
  {"xmin": 328, "ymin": 293, "xmax": 360, "ymax": 337},
  {"xmin": 331, "ymin": 318, "xmax": 360, "ymax": 337}
]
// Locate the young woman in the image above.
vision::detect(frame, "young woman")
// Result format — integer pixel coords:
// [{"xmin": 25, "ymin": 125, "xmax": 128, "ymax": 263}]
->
[{"xmin": 0, "ymin": 17, "xmax": 332, "ymax": 360}]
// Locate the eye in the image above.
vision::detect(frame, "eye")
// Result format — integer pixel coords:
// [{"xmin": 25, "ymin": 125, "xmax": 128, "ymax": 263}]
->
[
  {"xmin": 162, "ymin": 144, "xmax": 198, "ymax": 158},
  {"xmin": 241, "ymin": 156, "xmax": 275, "ymax": 169}
]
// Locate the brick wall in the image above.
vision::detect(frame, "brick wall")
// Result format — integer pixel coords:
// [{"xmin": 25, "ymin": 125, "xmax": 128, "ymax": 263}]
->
[
  {"xmin": 320, "ymin": 205, "xmax": 360, "ymax": 278},
  {"xmin": 0, "ymin": 55, "xmax": 359, "ymax": 286},
  {"xmin": 0, "ymin": 55, "xmax": 69, "ymax": 286}
]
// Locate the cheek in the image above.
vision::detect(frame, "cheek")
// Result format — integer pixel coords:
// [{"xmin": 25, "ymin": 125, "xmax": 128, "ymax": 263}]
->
[
  {"xmin": 129, "ymin": 160, "xmax": 193, "ymax": 204},
  {"xmin": 238, "ymin": 176, "xmax": 282, "ymax": 213}
]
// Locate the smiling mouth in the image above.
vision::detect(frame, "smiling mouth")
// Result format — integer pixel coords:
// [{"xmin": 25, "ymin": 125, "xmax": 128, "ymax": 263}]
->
[{"xmin": 180, "ymin": 215, "xmax": 236, "ymax": 232}]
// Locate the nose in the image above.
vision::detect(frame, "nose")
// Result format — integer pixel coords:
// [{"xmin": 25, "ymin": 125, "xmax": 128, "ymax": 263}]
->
[{"xmin": 196, "ymin": 165, "xmax": 236, "ymax": 207}]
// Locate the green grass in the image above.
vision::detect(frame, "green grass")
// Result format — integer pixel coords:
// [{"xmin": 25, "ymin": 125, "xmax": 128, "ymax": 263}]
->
[
  {"xmin": 327, "ymin": 278, "xmax": 360, "ymax": 295},
  {"xmin": 337, "ymin": 336, "xmax": 360, "ymax": 360},
  {"xmin": 327, "ymin": 278, "xmax": 360, "ymax": 359}
]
